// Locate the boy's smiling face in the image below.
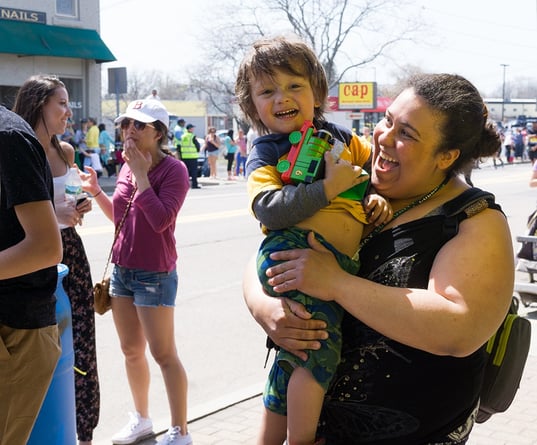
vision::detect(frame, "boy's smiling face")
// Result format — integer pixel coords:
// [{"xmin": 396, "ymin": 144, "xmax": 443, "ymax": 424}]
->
[{"xmin": 250, "ymin": 68, "xmax": 319, "ymax": 134}]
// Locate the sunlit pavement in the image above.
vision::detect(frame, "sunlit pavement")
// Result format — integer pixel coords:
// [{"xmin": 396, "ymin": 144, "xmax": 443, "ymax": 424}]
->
[{"xmin": 94, "ymin": 159, "xmax": 537, "ymax": 445}]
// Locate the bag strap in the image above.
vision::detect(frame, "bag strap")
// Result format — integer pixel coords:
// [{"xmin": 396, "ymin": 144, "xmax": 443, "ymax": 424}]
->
[
  {"xmin": 441, "ymin": 187, "xmax": 501, "ymax": 239},
  {"xmin": 100, "ymin": 185, "xmax": 137, "ymax": 282}
]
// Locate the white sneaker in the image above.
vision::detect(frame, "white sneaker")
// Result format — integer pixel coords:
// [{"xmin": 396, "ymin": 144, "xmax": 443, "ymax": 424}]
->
[
  {"xmin": 156, "ymin": 426, "xmax": 193, "ymax": 445},
  {"xmin": 111, "ymin": 411, "xmax": 154, "ymax": 444}
]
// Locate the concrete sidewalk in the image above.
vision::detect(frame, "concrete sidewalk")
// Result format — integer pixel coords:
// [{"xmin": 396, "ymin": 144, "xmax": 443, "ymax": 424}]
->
[{"xmin": 97, "ymin": 172, "xmax": 245, "ymax": 194}]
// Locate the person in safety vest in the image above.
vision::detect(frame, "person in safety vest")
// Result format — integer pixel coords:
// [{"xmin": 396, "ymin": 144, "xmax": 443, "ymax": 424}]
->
[{"xmin": 180, "ymin": 124, "xmax": 201, "ymax": 189}]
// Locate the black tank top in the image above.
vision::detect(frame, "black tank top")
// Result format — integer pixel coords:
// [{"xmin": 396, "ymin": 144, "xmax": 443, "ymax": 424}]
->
[{"xmin": 318, "ymin": 188, "xmax": 502, "ymax": 445}]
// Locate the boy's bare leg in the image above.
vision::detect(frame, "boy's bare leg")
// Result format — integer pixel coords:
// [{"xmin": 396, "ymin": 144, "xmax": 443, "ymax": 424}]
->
[
  {"xmin": 257, "ymin": 407, "xmax": 287, "ymax": 445},
  {"xmin": 287, "ymin": 367, "xmax": 325, "ymax": 445}
]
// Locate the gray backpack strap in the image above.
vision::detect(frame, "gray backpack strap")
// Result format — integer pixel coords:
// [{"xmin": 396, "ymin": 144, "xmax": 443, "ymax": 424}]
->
[{"xmin": 442, "ymin": 188, "xmax": 501, "ymax": 239}]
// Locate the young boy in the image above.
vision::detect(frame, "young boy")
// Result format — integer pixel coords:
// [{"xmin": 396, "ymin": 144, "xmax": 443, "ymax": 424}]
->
[{"xmin": 236, "ymin": 36, "xmax": 391, "ymax": 445}]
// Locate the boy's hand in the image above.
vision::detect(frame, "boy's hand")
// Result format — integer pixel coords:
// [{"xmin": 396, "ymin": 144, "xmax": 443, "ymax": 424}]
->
[
  {"xmin": 323, "ymin": 151, "xmax": 367, "ymax": 201},
  {"xmin": 364, "ymin": 193, "xmax": 393, "ymax": 226}
]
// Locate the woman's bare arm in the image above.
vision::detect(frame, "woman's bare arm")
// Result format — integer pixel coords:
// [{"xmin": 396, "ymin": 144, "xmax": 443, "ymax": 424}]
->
[
  {"xmin": 0, "ymin": 201, "xmax": 62, "ymax": 279},
  {"xmin": 79, "ymin": 166, "xmax": 114, "ymax": 221},
  {"xmin": 529, "ymin": 166, "xmax": 537, "ymax": 187},
  {"xmin": 267, "ymin": 209, "xmax": 514, "ymax": 357}
]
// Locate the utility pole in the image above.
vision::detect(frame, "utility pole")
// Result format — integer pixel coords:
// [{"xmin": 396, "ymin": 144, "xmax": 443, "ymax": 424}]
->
[{"xmin": 501, "ymin": 64, "xmax": 509, "ymax": 123}]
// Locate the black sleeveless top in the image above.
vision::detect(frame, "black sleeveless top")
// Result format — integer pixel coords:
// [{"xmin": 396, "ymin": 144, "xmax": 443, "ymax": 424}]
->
[{"xmin": 317, "ymin": 188, "xmax": 502, "ymax": 445}]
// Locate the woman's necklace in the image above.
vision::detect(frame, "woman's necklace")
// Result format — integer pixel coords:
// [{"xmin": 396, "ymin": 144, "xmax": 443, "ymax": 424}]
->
[{"xmin": 360, "ymin": 175, "xmax": 451, "ymax": 248}]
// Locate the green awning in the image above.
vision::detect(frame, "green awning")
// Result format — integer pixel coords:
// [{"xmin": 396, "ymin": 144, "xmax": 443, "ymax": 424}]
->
[{"xmin": 0, "ymin": 19, "xmax": 116, "ymax": 63}]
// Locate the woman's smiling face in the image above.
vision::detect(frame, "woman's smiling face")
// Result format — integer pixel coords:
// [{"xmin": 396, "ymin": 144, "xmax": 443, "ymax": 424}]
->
[
  {"xmin": 371, "ymin": 88, "xmax": 452, "ymax": 201},
  {"xmin": 250, "ymin": 68, "xmax": 318, "ymax": 134},
  {"xmin": 42, "ymin": 87, "xmax": 72, "ymax": 137}
]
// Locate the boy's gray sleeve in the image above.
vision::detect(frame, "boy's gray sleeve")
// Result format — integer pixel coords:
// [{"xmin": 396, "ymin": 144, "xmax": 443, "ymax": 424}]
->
[{"xmin": 252, "ymin": 181, "xmax": 329, "ymax": 230}]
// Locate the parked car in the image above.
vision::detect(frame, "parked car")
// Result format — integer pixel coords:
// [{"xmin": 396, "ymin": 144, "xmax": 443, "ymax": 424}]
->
[{"xmin": 216, "ymin": 129, "xmax": 228, "ymax": 140}]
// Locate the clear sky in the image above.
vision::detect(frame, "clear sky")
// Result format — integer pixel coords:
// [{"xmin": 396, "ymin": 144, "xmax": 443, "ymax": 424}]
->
[{"xmin": 99, "ymin": 0, "xmax": 537, "ymax": 97}]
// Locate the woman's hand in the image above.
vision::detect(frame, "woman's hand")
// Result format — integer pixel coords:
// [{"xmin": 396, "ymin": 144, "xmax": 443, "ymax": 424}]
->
[
  {"xmin": 122, "ymin": 138, "xmax": 151, "ymax": 178},
  {"xmin": 267, "ymin": 232, "xmax": 346, "ymax": 301},
  {"xmin": 75, "ymin": 196, "xmax": 93, "ymax": 218},
  {"xmin": 78, "ymin": 165, "xmax": 100, "ymax": 196},
  {"xmin": 55, "ymin": 197, "xmax": 83, "ymax": 227},
  {"xmin": 78, "ymin": 165, "xmax": 114, "ymax": 222},
  {"xmin": 243, "ymin": 255, "xmax": 328, "ymax": 361},
  {"xmin": 267, "ymin": 297, "xmax": 329, "ymax": 362}
]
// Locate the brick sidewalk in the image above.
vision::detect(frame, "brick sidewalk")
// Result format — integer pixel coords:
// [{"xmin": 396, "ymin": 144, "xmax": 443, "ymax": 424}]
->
[
  {"xmin": 137, "ymin": 356, "xmax": 537, "ymax": 445},
  {"xmin": 467, "ymin": 354, "xmax": 537, "ymax": 445}
]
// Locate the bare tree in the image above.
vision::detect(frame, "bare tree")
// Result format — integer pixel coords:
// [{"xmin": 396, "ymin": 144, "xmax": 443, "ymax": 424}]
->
[
  {"xmin": 268, "ymin": 0, "xmax": 423, "ymax": 87},
  {"xmin": 187, "ymin": 0, "xmax": 424, "ymax": 125},
  {"xmin": 490, "ymin": 76, "xmax": 537, "ymax": 100},
  {"xmin": 377, "ymin": 64, "xmax": 427, "ymax": 98},
  {"xmin": 112, "ymin": 1, "xmax": 425, "ymax": 125}
]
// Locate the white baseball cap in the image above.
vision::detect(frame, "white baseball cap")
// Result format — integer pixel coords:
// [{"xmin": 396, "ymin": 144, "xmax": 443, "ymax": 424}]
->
[{"xmin": 115, "ymin": 99, "xmax": 169, "ymax": 130}]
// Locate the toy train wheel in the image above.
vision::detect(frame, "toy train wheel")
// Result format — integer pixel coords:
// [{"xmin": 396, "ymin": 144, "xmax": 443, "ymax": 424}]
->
[
  {"xmin": 289, "ymin": 130, "xmax": 302, "ymax": 145},
  {"xmin": 277, "ymin": 159, "xmax": 291, "ymax": 173}
]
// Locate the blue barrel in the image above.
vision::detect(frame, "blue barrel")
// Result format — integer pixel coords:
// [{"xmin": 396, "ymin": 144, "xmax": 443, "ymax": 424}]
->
[{"xmin": 28, "ymin": 263, "xmax": 76, "ymax": 445}]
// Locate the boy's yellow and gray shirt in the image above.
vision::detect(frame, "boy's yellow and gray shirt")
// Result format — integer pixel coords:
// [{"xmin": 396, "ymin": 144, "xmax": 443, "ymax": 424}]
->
[{"xmin": 246, "ymin": 121, "xmax": 372, "ymax": 233}]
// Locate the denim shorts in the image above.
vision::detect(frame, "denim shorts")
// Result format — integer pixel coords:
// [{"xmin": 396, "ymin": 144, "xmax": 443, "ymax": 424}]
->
[{"xmin": 109, "ymin": 265, "xmax": 178, "ymax": 307}]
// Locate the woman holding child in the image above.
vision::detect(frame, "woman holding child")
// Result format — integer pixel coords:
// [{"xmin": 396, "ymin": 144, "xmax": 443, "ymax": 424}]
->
[{"xmin": 243, "ymin": 53, "xmax": 514, "ymax": 444}]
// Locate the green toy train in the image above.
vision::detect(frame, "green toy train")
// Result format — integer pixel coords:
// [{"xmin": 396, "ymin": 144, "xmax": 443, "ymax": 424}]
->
[{"xmin": 276, "ymin": 120, "xmax": 369, "ymax": 200}]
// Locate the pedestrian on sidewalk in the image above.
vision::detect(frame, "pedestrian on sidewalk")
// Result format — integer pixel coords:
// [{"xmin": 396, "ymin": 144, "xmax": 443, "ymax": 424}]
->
[
  {"xmin": 179, "ymin": 124, "xmax": 201, "ymax": 189},
  {"xmin": 223, "ymin": 129, "xmax": 238, "ymax": 180},
  {"xmin": 0, "ymin": 105, "xmax": 63, "ymax": 445},
  {"xmin": 14, "ymin": 74, "xmax": 100, "ymax": 445},
  {"xmin": 244, "ymin": 73, "xmax": 514, "ymax": 445},
  {"xmin": 235, "ymin": 128, "xmax": 248, "ymax": 177},
  {"xmin": 99, "ymin": 123, "xmax": 117, "ymax": 177},
  {"xmin": 204, "ymin": 127, "xmax": 221, "ymax": 179},
  {"xmin": 85, "ymin": 118, "xmax": 103, "ymax": 177},
  {"xmin": 79, "ymin": 99, "xmax": 193, "ymax": 445}
]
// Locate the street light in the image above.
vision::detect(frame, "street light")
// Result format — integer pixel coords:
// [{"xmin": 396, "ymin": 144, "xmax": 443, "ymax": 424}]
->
[{"xmin": 501, "ymin": 64, "xmax": 509, "ymax": 122}]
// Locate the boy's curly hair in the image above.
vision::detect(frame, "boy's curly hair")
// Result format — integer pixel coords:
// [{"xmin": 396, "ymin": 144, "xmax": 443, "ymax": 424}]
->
[{"xmin": 235, "ymin": 35, "xmax": 328, "ymax": 135}]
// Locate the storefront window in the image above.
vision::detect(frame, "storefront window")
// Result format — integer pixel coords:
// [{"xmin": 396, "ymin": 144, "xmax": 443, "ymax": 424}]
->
[
  {"xmin": 56, "ymin": 0, "xmax": 78, "ymax": 17},
  {"xmin": 61, "ymin": 78, "xmax": 83, "ymax": 125},
  {"xmin": 0, "ymin": 86, "xmax": 20, "ymax": 110}
]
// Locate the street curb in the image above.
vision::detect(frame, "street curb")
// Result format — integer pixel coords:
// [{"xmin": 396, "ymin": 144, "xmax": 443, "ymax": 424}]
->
[{"xmin": 97, "ymin": 176, "xmax": 243, "ymax": 194}]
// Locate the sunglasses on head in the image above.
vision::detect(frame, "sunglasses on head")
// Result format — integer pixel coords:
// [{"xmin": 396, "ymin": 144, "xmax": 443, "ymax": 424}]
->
[{"xmin": 120, "ymin": 118, "xmax": 155, "ymax": 131}]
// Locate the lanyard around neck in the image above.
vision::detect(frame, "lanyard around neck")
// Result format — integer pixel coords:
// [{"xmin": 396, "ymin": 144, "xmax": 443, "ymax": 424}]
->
[{"xmin": 360, "ymin": 176, "xmax": 450, "ymax": 249}]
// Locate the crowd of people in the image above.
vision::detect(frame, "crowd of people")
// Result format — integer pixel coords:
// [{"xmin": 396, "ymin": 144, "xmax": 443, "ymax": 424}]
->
[
  {"xmin": 196, "ymin": 127, "xmax": 249, "ymax": 181},
  {"xmin": 62, "ymin": 117, "xmax": 120, "ymax": 179},
  {"xmin": 1, "ymin": 83, "xmax": 193, "ymax": 445},
  {"xmin": 498, "ymin": 121, "xmax": 537, "ymax": 165},
  {"xmin": 0, "ymin": 33, "xmax": 526, "ymax": 445}
]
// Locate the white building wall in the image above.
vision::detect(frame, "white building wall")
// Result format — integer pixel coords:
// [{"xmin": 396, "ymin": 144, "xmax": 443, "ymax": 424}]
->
[{"xmin": 0, "ymin": 0, "xmax": 106, "ymax": 120}]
